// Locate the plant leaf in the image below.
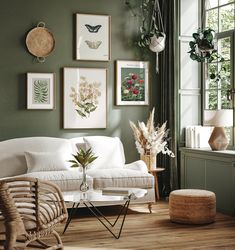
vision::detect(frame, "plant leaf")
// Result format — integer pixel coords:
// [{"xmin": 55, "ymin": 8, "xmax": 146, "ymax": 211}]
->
[{"xmin": 192, "ymin": 33, "xmax": 199, "ymax": 40}]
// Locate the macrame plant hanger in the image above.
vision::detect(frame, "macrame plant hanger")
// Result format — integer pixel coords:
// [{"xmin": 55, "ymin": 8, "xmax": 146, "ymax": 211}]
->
[{"xmin": 149, "ymin": 0, "xmax": 166, "ymax": 73}]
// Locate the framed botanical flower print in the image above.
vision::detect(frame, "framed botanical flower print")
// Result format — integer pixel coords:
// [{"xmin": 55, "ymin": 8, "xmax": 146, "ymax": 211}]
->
[
  {"xmin": 63, "ymin": 67, "xmax": 107, "ymax": 129},
  {"xmin": 116, "ymin": 60, "xmax": 149, "ymax": 105}
]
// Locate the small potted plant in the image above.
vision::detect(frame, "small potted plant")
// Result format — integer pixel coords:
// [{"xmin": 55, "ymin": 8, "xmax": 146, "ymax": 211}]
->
[
  {"xmin": 137, "ymin": 0, "xmax": 166, "ymax": 53},
  {"xmin": 138, "ymin": 25, "xmax": 165, "ymax": 50},
  {"xmin": 69, "ymin": 148, "xmax": 98, "ymax": 192}
]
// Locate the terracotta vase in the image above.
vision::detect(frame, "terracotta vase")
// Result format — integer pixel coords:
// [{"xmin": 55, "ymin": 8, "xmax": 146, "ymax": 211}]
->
[{"xmin": 140, "ymin": 154, "xmax": 157, "ymax": 171}]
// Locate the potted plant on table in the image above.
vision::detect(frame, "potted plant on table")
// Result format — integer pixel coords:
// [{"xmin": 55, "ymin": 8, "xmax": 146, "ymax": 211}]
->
[
  {"xmin": 69, "ymin": 148, "xmax": 98, "ymax": 192},
  {"xmin": 129, "ymin": 108, "xmax": 174, "ymax": 171}
]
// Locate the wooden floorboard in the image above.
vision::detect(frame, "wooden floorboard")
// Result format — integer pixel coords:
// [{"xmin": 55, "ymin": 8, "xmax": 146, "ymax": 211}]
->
[
  {"xmin": 21, "ymin": 201, "xmax": 235, "ymax": 249},
  {"xmin": 5, "ymin": 201, "xmax": 235, "ymax": 250}
]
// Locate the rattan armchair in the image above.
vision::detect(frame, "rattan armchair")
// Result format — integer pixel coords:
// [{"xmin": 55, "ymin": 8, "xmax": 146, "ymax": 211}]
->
[{"xmin": 0, "ymin": 177, "xmax": 68, "ymax": 250}]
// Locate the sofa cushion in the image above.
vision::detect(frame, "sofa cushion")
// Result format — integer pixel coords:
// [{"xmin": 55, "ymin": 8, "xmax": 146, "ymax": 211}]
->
[
  {"xmin": 19, "ymin": 170, "xmax": 93, "ymax": 192},
  {"xmin": 83, "ymin": 136, "xmax": 125, "ymax": 169},
  {"xmin": 86, "ymin": 168, "xmax": 154, "ymax": 189},
  {"xmin": 25, "ymin": 151, "xmax": 72, "ymax": 173},
  {"xmin": 124, "ymin": 160, "xmax": 148, "ymax": 173},
  {"xmin": 0, "ymin": 137, "xmax": 74, "ymax": 178}
]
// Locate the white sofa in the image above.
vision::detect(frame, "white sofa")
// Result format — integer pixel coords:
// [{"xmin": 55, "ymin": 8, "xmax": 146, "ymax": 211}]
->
[{"xmin": 0, "ymin": 136, "xmax": 155, "ymax": 205}]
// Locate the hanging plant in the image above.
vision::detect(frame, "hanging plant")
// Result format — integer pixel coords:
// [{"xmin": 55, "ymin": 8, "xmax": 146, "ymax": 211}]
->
[
  {"xmin": 188, "ymin": 28, "xmax": 225, "ymax": 63},
  {"xmin": 188, "ymin": 27, "xmax": 225, "ymax": 80},
  {"xmin": 138, "ymin": 19, "xmax": 164, "ymax": 49},
  {"xmin": 137, "ymin": 0, "xmax": 166, "ymax": 72},
  {"xmin": 188, "ymin": 28, "xmax": 218, "ymax": 62},
  {"xmin": 125, "ymin": 0, "xmax": 166, "ymax": 72},
  {"xmin": 137, "ymin": 0, "xmax": 165, "ymax": 50}
]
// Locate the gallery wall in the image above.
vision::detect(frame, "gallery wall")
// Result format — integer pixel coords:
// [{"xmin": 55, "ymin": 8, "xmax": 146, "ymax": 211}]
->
[{"xmin": 0, "ymin": 0, "xmax": 157, "ymax": 162}]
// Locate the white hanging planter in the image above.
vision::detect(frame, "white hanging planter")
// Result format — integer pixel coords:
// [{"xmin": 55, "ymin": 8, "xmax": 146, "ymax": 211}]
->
[
  {"xmin": 149, "ymin": 33, "xmax": 166, "ymax": 73},
  {"xmin": 149, "ymin": 33, "xmax": 166, "ymax": 53}
]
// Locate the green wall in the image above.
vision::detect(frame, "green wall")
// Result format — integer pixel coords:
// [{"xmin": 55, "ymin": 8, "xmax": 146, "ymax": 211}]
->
[{"xmin": 0, "ymin": 0, "xmax": 157, "ymax": 162}]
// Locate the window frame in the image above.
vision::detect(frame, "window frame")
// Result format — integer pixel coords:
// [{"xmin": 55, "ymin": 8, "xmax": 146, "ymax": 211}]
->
[{"xmin": 202, "ymin": 0, "xmax": 235, "ymax": 146}]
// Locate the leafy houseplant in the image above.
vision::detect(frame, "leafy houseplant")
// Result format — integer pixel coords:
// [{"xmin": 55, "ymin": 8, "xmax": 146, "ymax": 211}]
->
[
  {"xmin": 138, "ymin": 24, "xmax": 165, "ymax": 49},
  {"xmin": 188, "ymin": 28, "xmax": 219, "ymax": 63},
  {"xmin": 125, "ymin": 0, "xmax": 165, "ymax": 72},
  {"xmin": 69, "ymin": 148, "xmax": 98, "ymax": 192},
  {"xmin": 137, "ymin": 0, "xmax": 165, "ymax": 51},
  {"xmin": 188, "ymin": 28, "xmax": 225, "ymax": 80}
]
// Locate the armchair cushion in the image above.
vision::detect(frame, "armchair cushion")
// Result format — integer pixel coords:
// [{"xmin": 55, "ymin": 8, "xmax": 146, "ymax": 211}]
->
[{"xmin": 83, "ymin": 136, "xmax": 125, "ymax": 169}]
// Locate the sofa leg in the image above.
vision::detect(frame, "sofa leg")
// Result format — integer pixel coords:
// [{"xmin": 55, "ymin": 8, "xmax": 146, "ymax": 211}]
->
[{"xmin": 148, "ymin": 203, "xmax": 152, "ymax": 213}]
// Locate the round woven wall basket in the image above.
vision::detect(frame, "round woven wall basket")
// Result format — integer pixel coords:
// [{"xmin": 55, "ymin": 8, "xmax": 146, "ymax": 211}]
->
[{"xmin": 26, "ymin": 22, "xmax": 55, "ymax": 63}]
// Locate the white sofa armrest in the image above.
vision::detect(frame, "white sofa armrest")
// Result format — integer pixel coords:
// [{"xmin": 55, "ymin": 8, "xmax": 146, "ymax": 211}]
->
[{"xmin": 124, "ymin": 160, "xmax": 148, "ymax": 173}]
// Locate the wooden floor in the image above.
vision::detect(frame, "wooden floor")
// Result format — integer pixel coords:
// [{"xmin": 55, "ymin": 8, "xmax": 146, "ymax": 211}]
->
[{"xmin": 32, "ymin": 201, "xmax": 235, "ymax": 249}]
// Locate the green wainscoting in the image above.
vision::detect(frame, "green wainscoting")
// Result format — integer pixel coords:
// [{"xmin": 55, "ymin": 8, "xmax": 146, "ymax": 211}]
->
[
  {"xmin": 0, "ymin": 0, "xmax": 157, "ymax": 163},
  {"xmin": 180, "ymin": 147, "xmax": 235, "ymax": 216}
]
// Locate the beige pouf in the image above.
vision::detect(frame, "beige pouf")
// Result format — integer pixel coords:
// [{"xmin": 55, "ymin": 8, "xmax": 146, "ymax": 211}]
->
[{"xmin": 169, "ymin": 189, "xmax": 216, "ymax": 224}]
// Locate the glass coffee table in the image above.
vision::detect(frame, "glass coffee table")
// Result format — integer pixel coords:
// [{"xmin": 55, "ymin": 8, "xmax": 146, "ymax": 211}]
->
[{"xmin": 62, "ymin": 188, "xmax": 147, "ymax": 239}]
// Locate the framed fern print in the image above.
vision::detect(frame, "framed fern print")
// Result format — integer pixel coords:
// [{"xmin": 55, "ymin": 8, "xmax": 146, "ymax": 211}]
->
[
  {"xmin": 76, "ymin": 13, "xmax": 111, "ymax": 61},
  {"xmin": 63, "ymin": 67, "xmax": 107, "ymax": 129},
  {"xmin": 27, "ymin": 73, "xmax": 55, "ymax": 110}
]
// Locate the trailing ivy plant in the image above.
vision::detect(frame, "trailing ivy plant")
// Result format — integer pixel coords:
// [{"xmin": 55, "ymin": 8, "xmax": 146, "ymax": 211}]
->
[
  {"xmin": 136, "ymin": 0, "xmax": 164, "ymax": 48},
  {"xmin": 188, "ymin": 28, "xmax": 225, "ymax": 80},
  {"xmin": 189, "ymin": 28, "xmax": 217, "ymax": 62}
]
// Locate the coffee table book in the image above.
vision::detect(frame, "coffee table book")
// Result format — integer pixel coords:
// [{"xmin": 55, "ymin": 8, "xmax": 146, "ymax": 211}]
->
[{"xmin": 102, "ymin": 187, "xmax": 133, "ymax": 196}]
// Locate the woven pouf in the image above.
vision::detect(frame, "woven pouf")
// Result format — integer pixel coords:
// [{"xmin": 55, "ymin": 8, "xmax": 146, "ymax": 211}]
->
[{"xmin": 169, "ymin": 189, "xmax": 216, "ymax": 224}]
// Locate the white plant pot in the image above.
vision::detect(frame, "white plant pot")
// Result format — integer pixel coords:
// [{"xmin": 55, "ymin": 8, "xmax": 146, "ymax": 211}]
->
[{"xmin": 149, "ymin": 34, "xmax": 166, "ymax": 53}]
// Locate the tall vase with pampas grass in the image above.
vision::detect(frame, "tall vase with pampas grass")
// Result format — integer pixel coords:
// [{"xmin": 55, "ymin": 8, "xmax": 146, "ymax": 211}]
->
[{"xmin": 129, "ymin": 108, "xmax": 174, "ymax": 171}]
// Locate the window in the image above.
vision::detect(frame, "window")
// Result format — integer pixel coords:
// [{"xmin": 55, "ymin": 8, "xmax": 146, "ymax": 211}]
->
[{"xmin": 203, "ymin": 0, "xmax": 235, "ymax": 144}]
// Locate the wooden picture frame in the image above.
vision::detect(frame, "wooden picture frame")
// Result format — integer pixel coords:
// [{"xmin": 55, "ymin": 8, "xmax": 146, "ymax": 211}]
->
[
  {"xmin": 63, "ymin": 67, "xmax": 107, "ymax": 129},
  {"xmin": 76, "ymin": 13, "xmax": 111, "ymax": 61},
  {"xmin": 27, "ymin": 73, "xmax": 55, "ymax": 110},
  {"xmin": 116, "ymin": 60, "xmax": 149, "ymax": 106}
]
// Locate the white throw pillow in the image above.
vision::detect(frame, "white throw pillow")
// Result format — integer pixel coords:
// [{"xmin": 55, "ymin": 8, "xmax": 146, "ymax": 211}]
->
[
  {"xmin": 83, "ymin": 136, "xmax": 125, "ymax": 169},
  {"xmin": 25, "ymin": 151, "xmax": 72, "ymax": 173}
]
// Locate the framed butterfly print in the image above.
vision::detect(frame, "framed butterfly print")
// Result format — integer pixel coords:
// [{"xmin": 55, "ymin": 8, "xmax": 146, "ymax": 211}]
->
[
  {"xmin": 63, "ymin": 67, "xmax": 107, "ymax": 129},
  {"xmin": 76, "ymin": 13, "xmax": 111, "ymax": 61}
]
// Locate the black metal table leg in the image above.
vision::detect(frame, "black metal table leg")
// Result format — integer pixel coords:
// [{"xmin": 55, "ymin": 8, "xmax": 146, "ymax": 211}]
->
[
  {"xmin": 84, "ymin": 199, "xmax": 131, "ymax": 239},
  {"xmin": 63, "ymin": 202, "xmax": 80, "ymax": 234},
  {"xmin": 87, "ymin": 201, "xmax": 128, "ymax": 227}
]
